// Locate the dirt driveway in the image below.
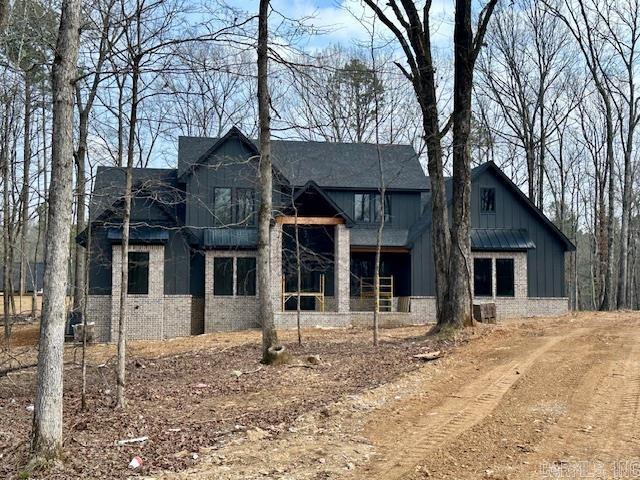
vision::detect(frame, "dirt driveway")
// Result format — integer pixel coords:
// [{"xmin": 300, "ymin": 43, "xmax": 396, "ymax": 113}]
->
[{"xmin": 158, "ymin": 312, "xmax": 640, "ymax": 480}]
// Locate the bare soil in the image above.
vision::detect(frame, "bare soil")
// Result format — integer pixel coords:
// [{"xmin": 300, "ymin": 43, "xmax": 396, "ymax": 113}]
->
[
  {"xmin": 2, "ymin": 312, "xmax": 638, "ymax": 480},
  {"xmin": 0, "ymin": 323, "xmax": 469, "ymax": 479}
]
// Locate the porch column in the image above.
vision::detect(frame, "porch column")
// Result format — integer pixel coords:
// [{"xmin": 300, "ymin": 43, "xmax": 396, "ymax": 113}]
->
[
  {"xmin": 270, "ymin": 222, "xmax": 283, "ymax": 311},
  {"xmin": 335, "ymin": 224, "xmax": 350, "ymax": 313}
]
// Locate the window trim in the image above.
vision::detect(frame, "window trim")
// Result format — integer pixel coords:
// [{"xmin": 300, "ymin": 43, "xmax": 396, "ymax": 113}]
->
[{"xmin": 480, "ymin": 187, "xmax": 496, "ymax": 214}]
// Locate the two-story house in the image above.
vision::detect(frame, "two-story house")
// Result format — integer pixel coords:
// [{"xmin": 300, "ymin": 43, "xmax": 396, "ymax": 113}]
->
[{"xmin": 78, "ymin": 127, "xmax": 575, "ymax": 342}]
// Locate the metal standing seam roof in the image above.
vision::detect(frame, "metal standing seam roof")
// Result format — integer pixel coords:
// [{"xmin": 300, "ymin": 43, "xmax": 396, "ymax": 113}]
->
[
  {"xmin": 471, "ymin": 228, "xmax": 536, "ymax": 251},
  {"xmin": 203, "ymin": 228, "xmax": 258, "ymax": 249},
  {"xmin": 106, "ymin": 227, "xmax": 170, "ymax": 243},
  {"xmin": 350, "ymin": 228, "xmax": 409, "ymax": 247}
]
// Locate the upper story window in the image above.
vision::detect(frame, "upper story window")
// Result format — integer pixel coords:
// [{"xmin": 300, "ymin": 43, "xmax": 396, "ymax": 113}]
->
[
  {"xmin": 214, "ymin": 187, "xmax": 232, "ymax": 225},
  {"xmin": 127, "ymin": 252, "xmax": 149, "ymax": 295},
  {"xmin": 480, "ymin": 187, "xmax": 495, "ymax": 213},
  {"xmin": 354, "ymin": 192, "xmax": 391, "ymax": 223},
  {"xmin": 236, "ymin": 188, "xmax": 256, "ymax": 226},
  {"xmin": 213, "ymin": 187, "xmax": 256, "ymax": 226}
]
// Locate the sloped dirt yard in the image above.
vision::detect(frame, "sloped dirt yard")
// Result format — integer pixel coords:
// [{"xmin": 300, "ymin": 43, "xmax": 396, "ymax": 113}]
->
[
  {"xmin": 0, "ymin": 323, "xmax": 469, "ymax": 479},
  {"xmin": 4, "ymin": 312, "xmax": 637, "ymax": 480}
]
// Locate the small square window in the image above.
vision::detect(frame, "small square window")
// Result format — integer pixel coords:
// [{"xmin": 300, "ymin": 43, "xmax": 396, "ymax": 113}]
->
[
  {"xmin": 127, "ymin": 252, "xmax": 149, "ymax": 295},
  {"xmin": 480, "ymin": 188, "xmax": 495, "ymax": 213},
  {"xmin": 496, "ymin": 258, "xmax": 515, "ymax": 297},
  {"xmin": 474, "ymin": 258, "xmax": 492, "ymax": 297},
  {"xmin": 213, "ymin": 257, "xmax": 233, "ymax": 295}
]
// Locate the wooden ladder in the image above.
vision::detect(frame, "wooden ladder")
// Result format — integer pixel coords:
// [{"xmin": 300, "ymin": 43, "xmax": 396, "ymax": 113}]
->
[{"xmin": 360, "ymin": 276, "xmax": 394, "ymax": 312}]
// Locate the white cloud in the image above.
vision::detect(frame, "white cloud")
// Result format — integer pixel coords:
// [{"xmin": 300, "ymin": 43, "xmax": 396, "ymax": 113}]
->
[{"xmin": 225, "ymin": 0, "xmax": 455, "ymax": 52}]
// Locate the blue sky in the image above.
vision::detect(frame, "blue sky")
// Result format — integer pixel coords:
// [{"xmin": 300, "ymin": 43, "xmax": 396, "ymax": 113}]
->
[{"xmin": 224, "ymin": 0, "xmax": 455, "ymax": 51}]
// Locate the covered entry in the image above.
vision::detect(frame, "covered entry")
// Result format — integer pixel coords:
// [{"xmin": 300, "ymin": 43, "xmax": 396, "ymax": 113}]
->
[
  {"xmin": 350, "ymin": 248, "xmax": 411, "ymax": 312},
  {"xmin": 272, "ymin": 181, "xmax": 352, "ymax": 313}
]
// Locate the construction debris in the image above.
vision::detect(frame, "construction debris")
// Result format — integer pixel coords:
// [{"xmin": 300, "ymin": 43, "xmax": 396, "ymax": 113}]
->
[
  {"xmin": 412, "ymin": 351, "xmax": 442, "ymax": 361},
  {"xmin": 116, "ymin": 436, "xmax": 148, "ymax": 446}
]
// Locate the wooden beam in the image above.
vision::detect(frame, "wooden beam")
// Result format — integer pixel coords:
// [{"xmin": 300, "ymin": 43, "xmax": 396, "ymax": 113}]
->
[
  {"xmin": 350, "ymin": 246, "xmax": 410, "ymax": 253},
  {"xmin": 275, "ymin": 216, "xmax": 345, "ymax": 225}
]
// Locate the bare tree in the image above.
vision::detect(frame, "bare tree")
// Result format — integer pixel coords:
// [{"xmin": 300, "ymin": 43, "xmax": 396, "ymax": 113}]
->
[
  {"xmin": 257, "ymin": 0, "xmax": 279, "ymax": 362},
  {"xmin": 363, "ymin": 0, "xmax": 497, "ymax": 328},
  {"xmin": 546, "ymin": 0, "xmax": 617, "ymax": 310},
  {"xmin": 30, "ymin": 0, "xmax": 81, "ymax": 461},
  {"xmin": 73, "ymin": 0, "xmax": 116, "ymax": 315}
]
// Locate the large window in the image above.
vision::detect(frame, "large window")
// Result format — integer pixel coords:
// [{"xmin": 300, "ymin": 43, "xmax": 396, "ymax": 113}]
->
[
  {"xmin": 236, "ymin": 188, "xmax": 256, "ymax": 226},
  {"xmin": 213, "ymin": 187, "xmax": 232, "ymax": 225},
  {"xmin": 213, "ymin": 257, "xmax": 233, "ymax": 295},
  {"xmin": 236, "ymin": 257, "xmax": 257, "ymax": 296},
  {"xmin": 127, "ymin": 252, "xmax": 149, "ymax": 295},
  {"xmin": 480, "ymin": 187, "xmax": 496, "ymax": 213},
  {"xmin": 354, "ymin": 192, "xmax": 391, "ymax": 223},
  {"xmin": 213, "ymin": 256, "xmax": 257, "ymax": 296},
  {"xmin": 496, "ymin": 258, "xmax": 515, "ymax": 297},
  {"xmin": 473, "ymin": 258, "xmax": 492, "ymax": 297}
]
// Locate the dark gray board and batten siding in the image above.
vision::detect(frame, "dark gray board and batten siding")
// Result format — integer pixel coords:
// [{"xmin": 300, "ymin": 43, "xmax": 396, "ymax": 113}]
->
[
  {"xmin": 87, "ymin": 195, "xmax": 192, "ymax": 296},
  {"xmin": 411, "ymin": 167, "xmax": 571, "ymax": 298}
]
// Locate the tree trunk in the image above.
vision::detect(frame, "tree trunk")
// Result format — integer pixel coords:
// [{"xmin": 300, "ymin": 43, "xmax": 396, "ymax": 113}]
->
[
  {"xmin": 447, "ymin": 0, "xmax": 475, "ymax": 328},
  {"xmin": 600, "ymin": 96, "xmax": 615, "ymax": 311},
  {"xmin": 2, "ymin": 98, "xmax": 11, "ymax": 342},
  {"xmin": 421, "ymin": 106, "xmax": 450, "ymax": 326},
  {"xmin": 73, "ymin": 94, "xmax": 88, "ymax": 314},
  {"xmin": 31, "ymin": 0, "xmax": 81, "ymax": 460},
  {"xmin": 20, "ymin": 73, "xmax": 32, "ymax": 315},
  {"xmin": 616, "ymin": 96, "xmax": 635, "ymax": 309},
  {"xmin": 116, "ymin": 57, "xmax": 140, "ymax": 409},
  {"xmin": 257, "ymin": 0, "xmax": 279, "ymax": 363}
]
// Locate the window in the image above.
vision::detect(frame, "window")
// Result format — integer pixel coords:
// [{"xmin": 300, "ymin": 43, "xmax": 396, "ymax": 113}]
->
[
  {"xmin": 496, "ymin": 258, "xmax": 515, "ymax": 297},
  {"xmin": 213, "ymin": 257, "xmax": 233, "ymax": 295},
  {"xmin": 354, "ymin": 193, "xmax": 371, "ymax": 222},
  {"xmin": 373, "ymin": 193, "xmax": 392, "ymax": 223},
  {"xmin": 236, "ymin": 188, "xmax": 256, "ymax": 226},
  {"xmin": 354, "ymin": 192, "xmax": 391, "ymax": 223},
  {"xmin": 213, "ymin": 187, "xmax": 232, "ymax": 225},
  {"xmin": 480, "ymin": 187, "xmax": 495, "ymax": 213},
  {"xmin": 127, "ymin": 252, "xmax": 149, "ymax": 295},
  {"xmin": 236, "ymin": 257, "xmax": 257, "ymax": 296},
  {"xmin": 474, "ymin": 258, "xmax": 492, "ymax": 297}
]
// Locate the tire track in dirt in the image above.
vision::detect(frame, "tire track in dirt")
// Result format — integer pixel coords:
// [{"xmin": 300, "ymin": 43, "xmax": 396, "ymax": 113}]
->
[
  {"xmin": 359, "ymin": 327, "xmax": 591, "ymax": 480},
  {"xmin": 515, "ymin": 327, "xmax": 640, "ymax": 476}
]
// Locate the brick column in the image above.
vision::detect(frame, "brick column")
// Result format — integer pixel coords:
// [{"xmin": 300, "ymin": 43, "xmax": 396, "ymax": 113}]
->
[
  {"xmin": 270, "ymin": 222, "xmax": 283, "ymax": 311},
  {"xmin": 110, "ymin": 244, "xmax": 165, "ymax": 341},
  {"xmin": 334, "ymin": 224, "xmax": 350, "ymax": 313}
]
